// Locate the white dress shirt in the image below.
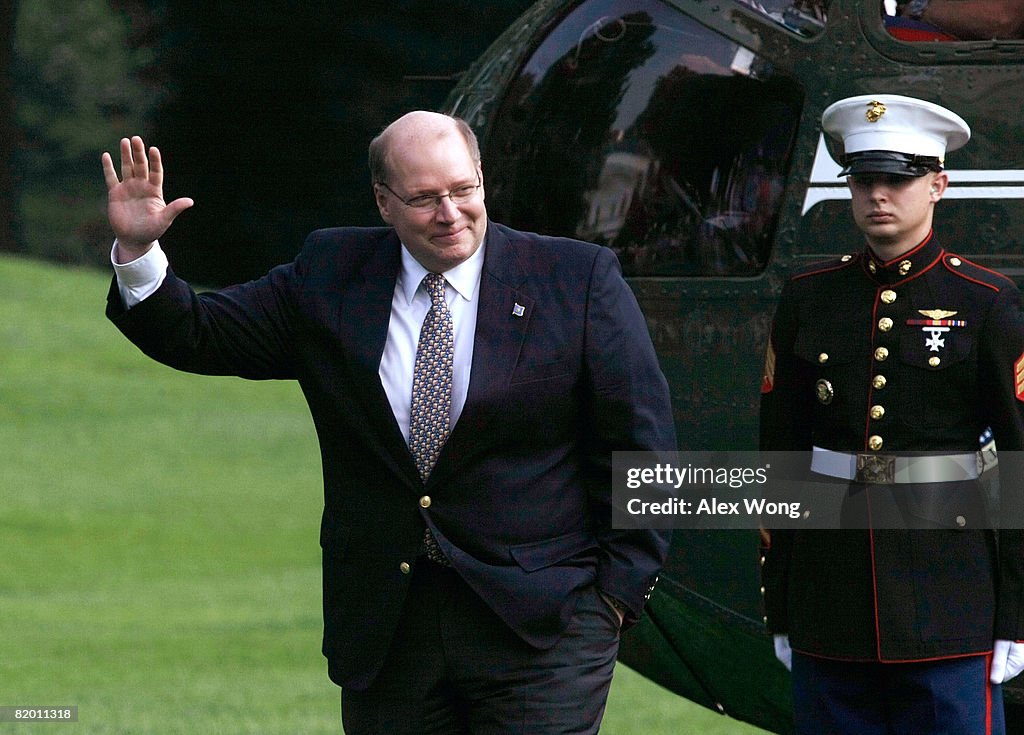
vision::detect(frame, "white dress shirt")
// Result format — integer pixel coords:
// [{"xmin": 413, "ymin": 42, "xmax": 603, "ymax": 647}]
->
[{"xmin": 111, "ymin": 239, "xmax": 482, "ymax": 442}]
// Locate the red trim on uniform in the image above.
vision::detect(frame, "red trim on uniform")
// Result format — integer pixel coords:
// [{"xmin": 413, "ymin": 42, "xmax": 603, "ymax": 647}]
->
[
  {"xmin": 761, "ymin": 337, "xmax": 776, "ymax": 394},
  {"xmin": 878, "ymin": 650, "xmax": 992, "ymax": 664},
  {"xmin": 791, "ymin": 646, "xmax": 993, "ymax": 663},
  {"xmin": 866, "ymin": 492, "xmax": 884, "ymax": 660},
  {"xmin": 951, "ymin": 268, "xmax": 1003, "ymax": 292},
  {"xmin": 986, "ymin": 651, "xmax": 993, "ymax": 735},
  {"xmin": 866, "ymin": 297, "xmax": 881, "ymax": 449},
  {"xmin": 879, "ymin": 231, "xmax": 933, "ymax": 268},
  {"xmin": 945, "ymin": 255, "xmax": 1015, "ymax": 291},
  {"xmin": 791, "ymin": 257, "xmax": 858, "ymax": 282}
]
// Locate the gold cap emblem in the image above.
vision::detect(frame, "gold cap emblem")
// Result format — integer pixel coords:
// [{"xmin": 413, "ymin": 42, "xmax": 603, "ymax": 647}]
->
[{"xmin": 866, "ymin": 100, "xmax": 887, "ymax": 123}]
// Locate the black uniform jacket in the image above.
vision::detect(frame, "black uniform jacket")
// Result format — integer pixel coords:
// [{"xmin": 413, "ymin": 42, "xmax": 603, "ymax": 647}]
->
[
  {"xmin": 106, "ymin": 222, "xmax": 676, "ymax": 689},
  {"xmin": 760, "ymin": 232, "xmax": 1024, "ymax": 661}
]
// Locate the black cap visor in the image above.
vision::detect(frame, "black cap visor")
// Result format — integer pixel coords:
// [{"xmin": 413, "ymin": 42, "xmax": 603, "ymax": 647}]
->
[{"xmin": 838, "ymin": 150, "xmax": 943, "ymax": 177}]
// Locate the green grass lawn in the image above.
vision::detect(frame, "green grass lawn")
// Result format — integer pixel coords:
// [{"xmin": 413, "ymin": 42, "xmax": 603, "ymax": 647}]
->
[{"xmin": 0, "ymin": 254, "xmax": 768, "ymax": 734}]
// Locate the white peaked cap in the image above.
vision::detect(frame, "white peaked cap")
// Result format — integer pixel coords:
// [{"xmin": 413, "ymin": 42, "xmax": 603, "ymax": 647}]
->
[{"xmin": 822, "ymin": 94, "xmax": 970, "ymax": 162}]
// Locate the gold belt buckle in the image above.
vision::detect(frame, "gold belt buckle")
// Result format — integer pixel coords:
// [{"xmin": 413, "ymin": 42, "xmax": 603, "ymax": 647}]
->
[{"xmin": 855, "ymin": 453, "xmax": 896, "ymax": 484}]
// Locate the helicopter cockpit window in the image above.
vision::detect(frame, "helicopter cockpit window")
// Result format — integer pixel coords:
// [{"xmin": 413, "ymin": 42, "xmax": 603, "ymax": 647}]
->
[
  {"xmin": 882, "ymin": 0, "xmax": 1024, "ymax": 41},
  {"xmin": 732, "ymin": 0, "xmax": 828, "ymax": 37},
  {"xmin": 482, "ymin": 0, "xmax": 803, "ymax": 277}
]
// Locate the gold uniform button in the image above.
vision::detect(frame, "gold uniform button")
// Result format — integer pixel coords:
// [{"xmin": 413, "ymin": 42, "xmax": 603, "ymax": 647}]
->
[
  {"xmin": 878, "ymin": 317, "xmax": 893, "ymax": 332},
  {"xmin": 956, "ymin": 515, "xmax": 967, "ymax": 528},
  {"xmin": 950, "ymin": 257, "xmax": 962, "ymax": 267},
  {"xmin": 881, "ymin": 290, "xmax": 897, "ymax": 304},
  {"xmin": 868, "ymin": 435, "xmax": 884, "ymax": 451},
  {"xmin": 818, "ymin": 352, "xmax": 829, "ymax": 364},
  {"xmin": 874, "ymin": 347, "xmax": 889, "ymax": 362},
  {"xmin": 929, "ymin": 356, "xmax": 941, "ymax": 367},
  {"xmin": 400, "ymin": 562, "xmax": 411, "ymax": 574},
  {"xmin": 870, "ymin": 405, "xmax": 885, "ymax": 420},
  {"xmin": 872, "ymin": 375, "xmax": 887, "ymax": 390},
  {"xmin": 419, "ymin": 496, "xmax": 431, "ymax": 508},
  {"xmin": 899, "ymin": 259, "xmax": 912, "ymax": 275}
]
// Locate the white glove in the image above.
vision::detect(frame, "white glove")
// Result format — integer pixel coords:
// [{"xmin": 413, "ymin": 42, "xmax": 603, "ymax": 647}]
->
[
  {"xmin": 774, "ymin": 634, "xmax": 792, "ymax": 671},
  {"xmin": 990, "ymin": 640, "xmax": 1024, "ymax": 684}
]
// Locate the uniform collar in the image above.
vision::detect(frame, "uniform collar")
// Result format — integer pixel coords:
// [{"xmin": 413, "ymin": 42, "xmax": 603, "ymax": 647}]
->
[{"xmin": 862, "ymin": 231, "xmax": 944, "ymax": 284}]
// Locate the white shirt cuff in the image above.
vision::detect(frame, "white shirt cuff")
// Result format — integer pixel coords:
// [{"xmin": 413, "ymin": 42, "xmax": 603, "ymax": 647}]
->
[{"xmin": 111, "ymin": 240, "xmax": 168, "ymax": 308}]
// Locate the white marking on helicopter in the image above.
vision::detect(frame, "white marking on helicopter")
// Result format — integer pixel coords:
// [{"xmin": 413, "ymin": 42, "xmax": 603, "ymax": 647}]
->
[{"xmin": 802, "ymin": 134, "xmax": 1024, "ymax": 214}]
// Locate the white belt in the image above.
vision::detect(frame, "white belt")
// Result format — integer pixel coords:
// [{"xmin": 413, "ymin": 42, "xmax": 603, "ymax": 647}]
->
[{"xmin": 811, "ymin": 446, "xmax": 982, "ymax": 484}]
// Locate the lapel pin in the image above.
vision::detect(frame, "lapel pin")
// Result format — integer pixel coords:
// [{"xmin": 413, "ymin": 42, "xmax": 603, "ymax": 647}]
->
[{"xmin": 512, "ymin": 303, "xmax": 525, "ymax": 317}]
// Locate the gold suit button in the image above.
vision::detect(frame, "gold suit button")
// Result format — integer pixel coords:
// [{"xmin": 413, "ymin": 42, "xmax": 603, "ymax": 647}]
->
[
  {"xmin": 818, "ymin": 352, "xmax": 829, "ymax": 364},
  {"xmin": 929, "ymin": 356, "xmax": 941, "ymax": 367},
  {"xmin": 956, "ymin": 515, "xmax": 966, "ymax": 527},
  {"xmin": 881, "ymin": 290, "xmax": 897, "ymax": 304},
  {"xmin": 874, "ymin": 347, "xmax": 889, "ymax": 362},
  {"xmin": 899, "ymin": 260, "xmax": 912, "ymax": 275},
  {"xmin": 878, "ymin": 317, "xmax": 893, "ymax": 332},
  {"xmin": 950, "ymin": 257, "xmax": 962, "ymax": 267},
  {"xmin": 868, "ymin": 435, "xmax": 884, "ymax": 451},
  {"xmin": 419, "ymin": 496, "xmax": 431, "ymax": 508},
  {"xmin": 872, "ymin": 375, "xmax": 887, "ymax": 390},
  {"xmin": 870, "ymin": 405, "xmax": 885, "ymax": 420},
  {"xmin": 400, "ymin": 562, "xmax": 411, "ymax": 574}
]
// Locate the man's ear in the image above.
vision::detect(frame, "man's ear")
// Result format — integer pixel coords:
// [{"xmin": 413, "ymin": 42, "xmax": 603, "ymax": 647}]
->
[
  {"xmin": 929, "ymin": 172, "xmax": 949, "ymax": 201},
  {"xmin": 374, "ymin": 184, "xmax": 393, "ymax": 224}
]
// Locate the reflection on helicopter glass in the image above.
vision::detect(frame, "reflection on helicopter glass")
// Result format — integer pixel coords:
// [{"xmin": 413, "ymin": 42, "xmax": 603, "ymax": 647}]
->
[
  {"xmin": 482, "ymin": 0, "xmax": 803, "ymax": 277},
  {"xmin": 732, "ymin": 0, "xmax": 828, "ymax": 37}
]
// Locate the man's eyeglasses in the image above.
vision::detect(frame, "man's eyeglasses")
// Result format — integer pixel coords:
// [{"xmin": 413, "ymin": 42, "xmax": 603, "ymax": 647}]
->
[{"xmin": 377, "ymin": 177, "xmax": 481, "ymax": 211}]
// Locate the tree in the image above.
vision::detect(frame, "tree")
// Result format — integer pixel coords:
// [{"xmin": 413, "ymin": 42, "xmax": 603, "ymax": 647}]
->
[{"xmin": 0, "ymin": 1, "xmax": 17, "ymax": 255}]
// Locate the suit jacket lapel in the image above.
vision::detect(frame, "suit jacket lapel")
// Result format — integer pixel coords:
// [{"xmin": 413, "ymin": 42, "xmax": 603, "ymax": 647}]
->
[
  {"xmin": 431, "ymin": 223, "xmax": 533, "ymax": 485},
  {"xmin": 333, "ymin": 232, "xmax": 421, "ymax": 489}
]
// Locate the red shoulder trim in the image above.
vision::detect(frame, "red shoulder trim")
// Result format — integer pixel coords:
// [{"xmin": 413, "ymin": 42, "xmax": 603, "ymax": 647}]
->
[
  {"xmin": 944, "ymin": 254, "xmax": 1013, "ymax": 292},
  {"xmin": 791, "ymin": 256, "xmax": 858, "ymax": 282}
]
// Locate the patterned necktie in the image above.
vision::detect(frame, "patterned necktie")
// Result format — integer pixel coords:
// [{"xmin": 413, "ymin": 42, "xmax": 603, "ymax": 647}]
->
[{"xmin": 409, "ymin": 273, "xmax": 453, "ymax": 565}]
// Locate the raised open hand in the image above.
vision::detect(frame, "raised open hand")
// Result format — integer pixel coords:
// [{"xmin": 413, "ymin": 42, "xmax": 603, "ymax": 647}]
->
[{"xmin": 101, "ymin": 136, "xmax": 194, "ymax": 260}]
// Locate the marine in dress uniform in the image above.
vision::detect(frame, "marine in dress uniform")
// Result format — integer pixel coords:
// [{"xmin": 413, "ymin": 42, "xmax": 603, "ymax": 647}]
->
[{"xmin": 760, "ymin": 94, "xmax": 1024, "ymax": 734}]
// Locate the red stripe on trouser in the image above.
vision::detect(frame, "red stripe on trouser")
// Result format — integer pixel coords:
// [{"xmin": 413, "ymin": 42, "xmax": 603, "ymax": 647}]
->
[{"xmin": 986, "ymin": 652, "xmax": 993, "ymax": 735}]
